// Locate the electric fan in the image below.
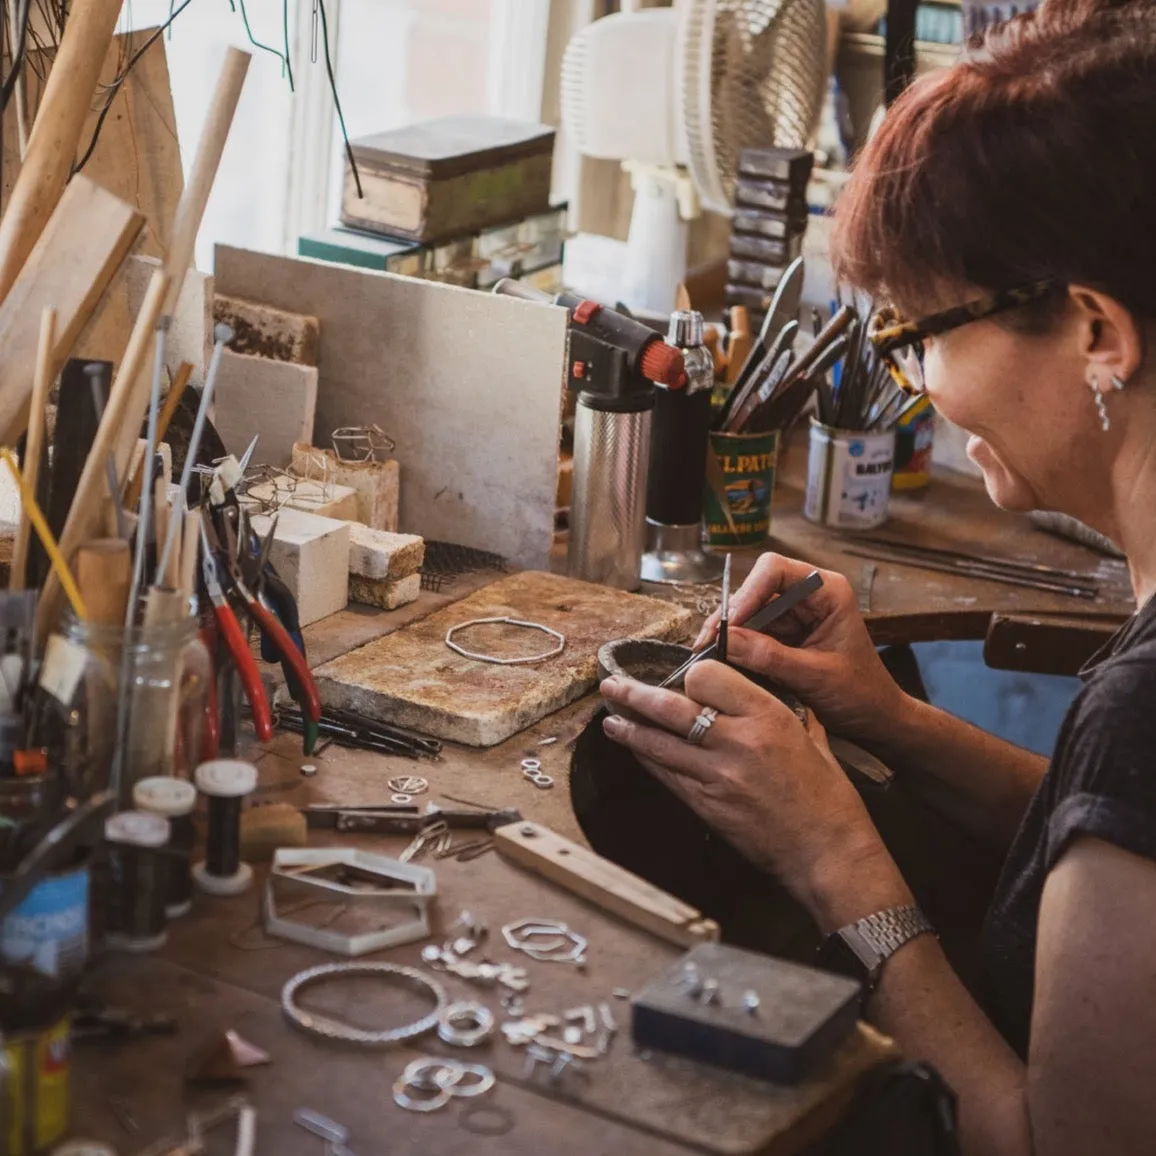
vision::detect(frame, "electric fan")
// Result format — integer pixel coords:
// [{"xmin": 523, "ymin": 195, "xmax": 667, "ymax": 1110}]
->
[{"xmin": 561, "ymin": 0, "xmax": 827, "ymax": 313}]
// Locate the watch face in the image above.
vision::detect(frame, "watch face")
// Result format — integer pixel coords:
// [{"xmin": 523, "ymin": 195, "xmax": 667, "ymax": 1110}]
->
[{"xmin": 816, "ymin": 933, "xmax": 870, "ymax": 986}]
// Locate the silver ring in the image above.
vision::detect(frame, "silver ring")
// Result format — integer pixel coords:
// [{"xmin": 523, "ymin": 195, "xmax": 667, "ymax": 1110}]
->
[
  {"xmin": 521, "ymin": 759, "xmax": 541, "ymax": 770},
  {"xmin": 685, "ymin": 707, "xmax": 719, "ymax": 746},
  {"xmin": 387, "ymin": 775, "xmax": 428, "ymax": 795},
  {"xmin": 391, "ymin": 793, "xmax": 413, "ymax": 805},
  {"xmin": 436, "ymin": 1062, "xmax": 495, "ymax": 1097},
  {"xmin": 530, "ymin": 774, "xmax": 553, "ymax": 790},
  {"xmin": 437, "ymin": 1001, "xmax": 495, "ymax": 1048},
  {"xmin": 392, "ymin": 1078, "xmax": 451, "ymax": 1113}
]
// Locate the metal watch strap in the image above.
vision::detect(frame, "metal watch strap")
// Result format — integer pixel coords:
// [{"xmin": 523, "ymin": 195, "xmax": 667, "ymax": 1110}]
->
[{"xmin": 838, "ymin": 904, "xmax": 934, "ymax": 986}]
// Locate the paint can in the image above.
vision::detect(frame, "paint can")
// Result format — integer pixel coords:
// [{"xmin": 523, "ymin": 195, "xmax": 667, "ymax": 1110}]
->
[
  {"xmin": 804, "ymin": 420, "xmax": 896, "ymax": 530},
  {"xmin": 702, "ymin": 430, "xmax": 780, "ymax": 548},
  {"xmin": 891, "ymin": 396, "xmax": 935, "ymax": 491},
  {"xmin": 0, "ymin": 865, "xmax": 89, "ymax": 983},
  {"xmin": 0, "ymin": 1016, "xmax": 71, "ymax": 1155}
]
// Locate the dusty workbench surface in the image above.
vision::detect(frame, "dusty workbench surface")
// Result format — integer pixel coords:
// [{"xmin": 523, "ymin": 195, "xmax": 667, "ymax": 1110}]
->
[{"xmin": 73, "ymin": 746, "xmax": 894, "ymax": 1154}]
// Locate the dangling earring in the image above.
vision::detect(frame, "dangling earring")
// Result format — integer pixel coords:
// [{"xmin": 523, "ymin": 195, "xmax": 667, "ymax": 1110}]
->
[
  {"xmin": 1087, "ymin": 371, "xmax": 1111, "ymax": 432},
  {"xmin": 1110, "ymin": 373, "xmax": 1127, "ymax": 392}
]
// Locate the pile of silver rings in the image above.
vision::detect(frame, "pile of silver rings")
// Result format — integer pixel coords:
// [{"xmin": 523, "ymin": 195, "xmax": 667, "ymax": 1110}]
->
[
  {"xmin": 393, "ymin": 1056, "xmax": 495, "ymax": 1113},
  {"xmin": 521, "ymin": 758, "xmax": 553, "ymax": 790}
]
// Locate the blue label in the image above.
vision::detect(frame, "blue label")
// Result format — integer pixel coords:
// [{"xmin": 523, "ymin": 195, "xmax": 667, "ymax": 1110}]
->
[
  {"xmin": 848, "ymin": 441, "xmax": 865, "ymax": 457},
  {"xmin": 0, "ymin": 866, "xmax": 89, "ymax": 978}
]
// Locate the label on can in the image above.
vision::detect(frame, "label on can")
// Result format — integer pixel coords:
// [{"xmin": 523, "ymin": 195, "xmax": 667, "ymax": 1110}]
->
[
  {"xmin": 0, "ymin": 866, "xmax": 89, "ymax": 980},
  {"xmin": 3, "ymin": 1017, "xmax": 70, "ymax": 1154},
  {"xmin": 702, "ymin": 430, "xmax": 780, "ymax": 548},
  {"xmin": 893, "ymin": 398, "xmax": 935, "ymax": 491},
  {"xmin": 805, "ymin": 425, "xmax": 895, "ymax": 529}
]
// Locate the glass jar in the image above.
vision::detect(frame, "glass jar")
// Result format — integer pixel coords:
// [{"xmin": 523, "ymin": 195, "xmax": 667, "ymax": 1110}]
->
[{"xmin": 33, "ymin": 613, "xmax": 210, "ymax": 806}]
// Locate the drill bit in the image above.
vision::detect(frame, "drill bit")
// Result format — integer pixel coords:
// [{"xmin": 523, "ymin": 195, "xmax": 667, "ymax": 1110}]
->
[{"xmin": 717, "ymin": 553, "xmax": 732, "ymax": 665}]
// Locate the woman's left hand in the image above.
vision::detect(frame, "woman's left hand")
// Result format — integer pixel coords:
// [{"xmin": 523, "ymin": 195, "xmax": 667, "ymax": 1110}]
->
[{"xmin": 600, "ymin": 661, "xmax": 905, "ymax": 928}]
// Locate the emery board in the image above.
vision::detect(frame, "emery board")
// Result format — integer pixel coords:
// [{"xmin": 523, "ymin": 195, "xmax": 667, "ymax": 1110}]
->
[{"xmin": 213, "ymin": 245, "xmax": 567, "ymax": 571}]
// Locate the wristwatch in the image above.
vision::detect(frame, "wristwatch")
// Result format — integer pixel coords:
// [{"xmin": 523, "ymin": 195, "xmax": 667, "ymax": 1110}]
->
[{"xmin": 816, "ymin": 905, "xmax": 934, "ymax": 993}]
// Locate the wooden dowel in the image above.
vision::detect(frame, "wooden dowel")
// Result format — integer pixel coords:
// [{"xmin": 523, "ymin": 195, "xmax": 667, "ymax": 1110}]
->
[
  {"xmin": 179, "ymin": 506, "xmax": 200, "ymax": 603},
  {"xmin": 10, "ymin": 307, "xmax": 56, "ymax": 591},
  {"xmin": 41, "ymin": 47, "xmax": 251, "ymax": 641},
  {"xmin": 74, "ymin": 539, "xmax": 131, "ymax": 625},
  {"xmin": 0, "ymin": 0, "xmax": 124, "ymax": 306}
]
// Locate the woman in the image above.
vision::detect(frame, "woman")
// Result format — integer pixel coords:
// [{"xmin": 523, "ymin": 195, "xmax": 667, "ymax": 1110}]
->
[{"xmin": 600, "ymin": 5, "xmax": 1156, "ymax": 1154}]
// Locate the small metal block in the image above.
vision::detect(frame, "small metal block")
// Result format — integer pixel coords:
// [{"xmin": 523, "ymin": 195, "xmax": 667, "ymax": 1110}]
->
[{"xmin": 742, "ymin": 990, "xmax": 761, "ymax": 1015}]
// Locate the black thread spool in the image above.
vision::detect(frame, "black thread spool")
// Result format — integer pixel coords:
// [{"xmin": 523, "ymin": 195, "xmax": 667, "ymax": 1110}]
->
[
  {"xmin": 193, "ymin": 760, "xmax": 257, "ymax": 896},
  {"xmin": 103, "ymin": 810, "xmax": 171, "ymax": 952},
  {"xmin": 133, "ymin": 777, "xmax": 197, "ymax": 918}
]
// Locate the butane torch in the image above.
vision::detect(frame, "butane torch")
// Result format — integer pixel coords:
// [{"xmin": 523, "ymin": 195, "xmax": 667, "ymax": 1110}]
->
[{"xmin": 494, "ymin": 280, "xmax": 686, "ymax": 590}]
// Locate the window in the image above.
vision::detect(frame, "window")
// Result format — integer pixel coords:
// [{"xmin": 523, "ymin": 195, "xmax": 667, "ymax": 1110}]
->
[{"xmin": 120, "ymin": 0, "xmax": 550, "ymax": 270}]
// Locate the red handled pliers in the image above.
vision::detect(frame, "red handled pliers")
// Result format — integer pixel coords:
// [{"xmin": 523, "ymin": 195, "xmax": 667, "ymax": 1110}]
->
[{"xmin": 200, "ymin": 523, "xmax": 274, "ymax": 743}]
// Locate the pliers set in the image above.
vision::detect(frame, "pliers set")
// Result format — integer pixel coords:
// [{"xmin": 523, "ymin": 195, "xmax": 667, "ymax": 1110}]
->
[{"xmin": 196, "ymin": 466, "xmax": 322, "ymax": 757}]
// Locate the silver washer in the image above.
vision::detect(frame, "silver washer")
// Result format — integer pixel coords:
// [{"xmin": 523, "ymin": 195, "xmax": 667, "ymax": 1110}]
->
[{"xmin": 391, "ymin": 793, "xmax": 413, "ymax": 805}]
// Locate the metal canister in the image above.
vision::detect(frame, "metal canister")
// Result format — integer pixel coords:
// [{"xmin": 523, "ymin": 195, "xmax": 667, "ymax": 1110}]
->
[
  {"xmin": 804, "ymin": 419, "xmax": 896, "ymax": 530},
  {"xmin": 0, "ymin": 1017, "xmax": 70, "ymax": 1155},
  {"xmin": 568, "ymin": 392, "xmax": 653, "ymax": 591}
]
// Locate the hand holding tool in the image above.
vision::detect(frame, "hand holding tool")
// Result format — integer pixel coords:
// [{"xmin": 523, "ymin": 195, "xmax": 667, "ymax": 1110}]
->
[{"xmin": 659, "ymin": 570, "xmax": 823, "ymax": 689}]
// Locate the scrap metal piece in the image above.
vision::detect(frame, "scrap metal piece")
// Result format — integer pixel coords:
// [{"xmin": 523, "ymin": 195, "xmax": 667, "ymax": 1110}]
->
[
  {"xmin": 387, "ymin": 775, "xmax": 429, "ymax": 795},
  {"xmin": 294, "ymin": 1109, "xmax": 348, "ymax": 1145},
  {"xmin": 858, "ymin": 562, "xmax": 877, "ymax": 613},
  {"xmin": 185, "ymin": 1030, "xmax": 271, "ymax": 1083},
  {"xmin": 331, "ymin": 423, "xmax": 396, "ymax": 462},
  {"xmin": 264, "ymin": 849, "xmax": 435, "ymax": 956}
]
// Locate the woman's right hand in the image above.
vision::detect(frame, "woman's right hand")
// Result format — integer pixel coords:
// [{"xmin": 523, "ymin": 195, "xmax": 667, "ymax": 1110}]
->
[{"xmin": 696, "ymin": 552, "xmax": 907, "ymax": 746}]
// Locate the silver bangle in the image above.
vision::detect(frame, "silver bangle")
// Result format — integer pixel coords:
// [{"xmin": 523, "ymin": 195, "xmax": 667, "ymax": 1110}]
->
[
  {"xmin": 437, "ymin": 1001, "xmax": 495, "ymax": 1048},
  {"xmin": 281, "ymin": 962, "xmax": 446, "ymax": 1047},
  {"xmin": 445, "ymin": 617, "xmax": 566, "ymax": 665}
]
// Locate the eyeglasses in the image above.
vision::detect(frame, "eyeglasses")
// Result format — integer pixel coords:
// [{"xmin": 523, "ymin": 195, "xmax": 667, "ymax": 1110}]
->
[{"xmin": 868, "ymin": 279, "xmax": 1058, "ymax": 395}]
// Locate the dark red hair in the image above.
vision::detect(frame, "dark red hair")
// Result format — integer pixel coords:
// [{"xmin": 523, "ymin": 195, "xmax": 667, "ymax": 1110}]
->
[{"xmin": 832, "ymin": 2, "xmax": 1156, "ymax": 322}]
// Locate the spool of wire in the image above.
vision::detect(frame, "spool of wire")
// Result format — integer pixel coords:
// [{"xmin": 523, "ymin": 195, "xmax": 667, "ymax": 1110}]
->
[
  {"xmin": 192, "ymin": 760, "xmax": 257, "ymax": 897},
  {"xmin": 103, "ymin": 810, "xmax": 171, "ymax": 952},
  {"xmin": 133, "ymin": 777, "xmax": 197, "ymax": 918}
]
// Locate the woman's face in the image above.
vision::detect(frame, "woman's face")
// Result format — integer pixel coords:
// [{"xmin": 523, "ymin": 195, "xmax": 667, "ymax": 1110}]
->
[{"xmin": 921, "ymin": 311, "xmax": 1105, "ymax": 517}]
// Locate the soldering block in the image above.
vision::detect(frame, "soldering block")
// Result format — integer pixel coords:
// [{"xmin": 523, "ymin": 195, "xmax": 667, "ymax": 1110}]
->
[
  {"xmin": 213, "ymin": 294, "xmax": 320, "ymax": 366},
  {"xmin": 347, "ymin": 523, "xmax": 424, "ymax": 582},
  {"xmin": 291, "ymin": 442, "xmax": 400, "ymax": 532},
  {"xmin": 242, "ymin": 477, "xmax": 359, "ymax": 522},
  {"xmin": 249, "ymin": 509, "xmax": 350, "ymax": 626},
  {"xmin": 349, "ymin": 571, "xmax": 421, "ymax": 611},
  {"xmin": 631, "ymin": 942, "xmax": 860, "ymax": 1085}
]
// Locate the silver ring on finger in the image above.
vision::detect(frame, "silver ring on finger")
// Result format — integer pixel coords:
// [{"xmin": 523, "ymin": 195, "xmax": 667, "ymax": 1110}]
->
[{"xmin": 685, "ymin": 706, "xmax": 719, "ymax": 746}]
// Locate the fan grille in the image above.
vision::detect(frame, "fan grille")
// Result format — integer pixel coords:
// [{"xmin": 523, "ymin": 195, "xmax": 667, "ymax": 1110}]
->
[{"xmin": 683, "ymin": 0, "xmax": 828, "ymax": 214}]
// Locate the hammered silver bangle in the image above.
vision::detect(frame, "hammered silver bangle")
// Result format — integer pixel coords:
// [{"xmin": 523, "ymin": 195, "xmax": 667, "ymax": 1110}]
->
[
  {"xmin": 445, "ymin": 617, "xmax": 566, "ymax": 665},
  {"xmin": 281, "ymin": 962, "xmax": 447, "ymax": 1047}
]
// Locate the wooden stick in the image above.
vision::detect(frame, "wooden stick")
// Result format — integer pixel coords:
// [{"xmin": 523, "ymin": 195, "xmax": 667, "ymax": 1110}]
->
[
  {"xmin": 179, "ymin": 506, "xmax": 201, "ymax": 603},
  {"xmin": 41, "ymin": 48, "xmax": 251, "ymax": 640},
  {"xmin": 74, "ymin": 539, "xmax": 131, "ymax": 625},
  {"xmin": 0, "ymin": 0, "xmax": 124, "ymax": 306},
  {"xmin": 125, "ymin": 361, "xmax": 193, "ymax": 510},
  {"xmin": 154, "ymin": 475, "xmax": 176, "ymax": 589},
  {"xmin": 10, "ymin": 307, "xmax": 56, "ymax": 591}
]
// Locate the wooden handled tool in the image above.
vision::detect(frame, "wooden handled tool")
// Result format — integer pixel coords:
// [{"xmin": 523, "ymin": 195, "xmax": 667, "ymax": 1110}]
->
[
  {"xmin": 493, "ymin": 820, "xmax": 720, "ymax": 949},
  {"xmin": 0, "ymin": 0, "xmax": 124, "ymax": 305},
  {"xmin": 724, "ymin": 307, "xmax": 752, "ymax": 386},
  {"xmin": 125, "ymin": 361, "xmax": 193, "ymax": 510}
]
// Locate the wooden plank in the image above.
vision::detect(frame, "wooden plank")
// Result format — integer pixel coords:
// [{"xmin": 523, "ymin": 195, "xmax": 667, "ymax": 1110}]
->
[
  {"xmin": 213, "ymin": 246, "xmax": 567, "ymax": 570},
  {"xmin": 0, "ymin": 0, "xmax": 124, "ymax": 305},
  {"xmin": 3, "ymin": 28, "xmax": 184, "ymax": 258},
  {"xmin": 494, "ymin": 819, "xmax": 721, "ymax": 948},
  {"xmin": 313, "ymin": 570, "xmax": 693, "ymax": 747},
  {"xmin": 0, "ymin": 175, "xmax": 144, "ymax": 445}
]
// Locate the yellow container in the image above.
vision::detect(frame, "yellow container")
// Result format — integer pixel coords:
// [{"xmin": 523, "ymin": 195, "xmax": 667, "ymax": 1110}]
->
[
  {"xmin": 2, "ymin": 1017, "xmax": 70, "ymax": 1155},
  {"xmin": 891, "ymin": 396, "xmax": 935, "ymax": 491}
]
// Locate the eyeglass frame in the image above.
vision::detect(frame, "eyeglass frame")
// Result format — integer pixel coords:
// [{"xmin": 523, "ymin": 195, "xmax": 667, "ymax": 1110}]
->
[{"xmin": 868, "ymin": 278, "xmax": 1059, "ymax": 394}]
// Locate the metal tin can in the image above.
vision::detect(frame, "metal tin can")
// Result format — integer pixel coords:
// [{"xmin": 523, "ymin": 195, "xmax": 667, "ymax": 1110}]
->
[
  {"xmin": 804, "ymin": 419, "xmax": 895, "ymax": 530},
  {"xmin": 702, "ymin": 429, "xmax": 780, "ymax": 547},
  {"xmin": 1, "ymin": 1016, "xmax": 70, "ymax": 1155},
  {"xmin": 892, "ymin": 396, "xmax": 935, "ymax": 491}
]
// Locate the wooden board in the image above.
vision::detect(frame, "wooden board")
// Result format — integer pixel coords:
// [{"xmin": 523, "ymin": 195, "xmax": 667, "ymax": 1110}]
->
[
  {"xmin": 313, "ymin": 570, "xmax": 694, "ymax": 746},
  {"xmin": 0, "ymin": 175, "xmax": 144, "ymax": 444},
  {"xmin": 3, "ymin": 28, "xmax": 183, "ymax": 258},
  {"xmin": 213, "ymin": 246, "xmax": 568, "ymax": 571}
]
